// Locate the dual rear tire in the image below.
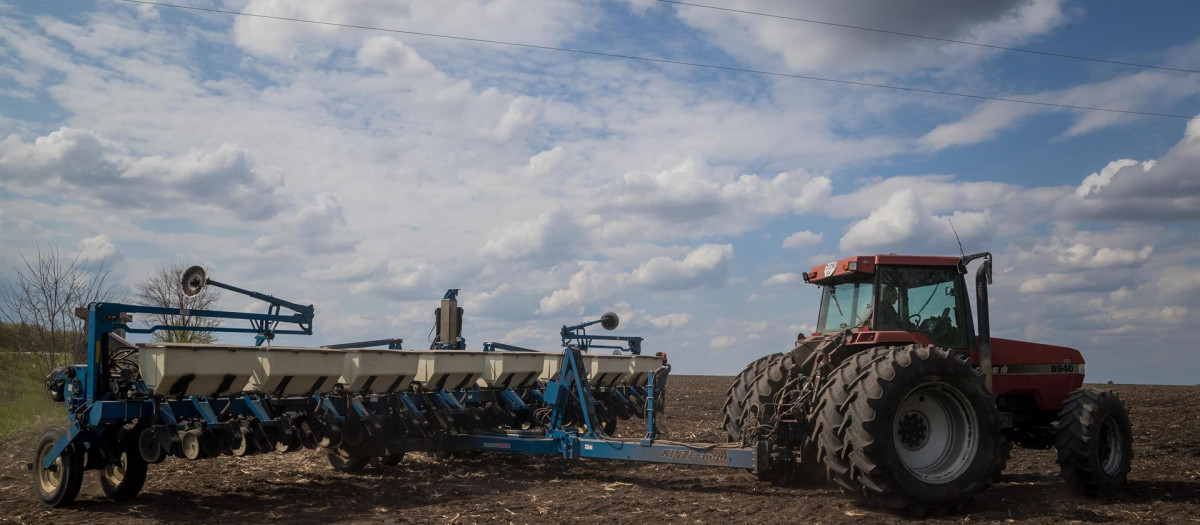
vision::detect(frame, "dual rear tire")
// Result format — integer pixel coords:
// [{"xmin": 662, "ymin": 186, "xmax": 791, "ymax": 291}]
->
[
  {"xmin": 812, "ymin": 345, "xmax": 1008, "ymax": 515},
  {"xmin": 722, "ymin": 352, "xmax": 783, "ymax": 442},
  {"xmin": 723, "ymin": 350, "xmax": 822, "ymax": 484}
]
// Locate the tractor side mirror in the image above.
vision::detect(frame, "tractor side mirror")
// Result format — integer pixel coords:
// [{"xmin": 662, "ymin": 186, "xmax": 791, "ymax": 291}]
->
[{"xmin": 946, "ymin": 286, "xmax": 955, "ymax": 296}]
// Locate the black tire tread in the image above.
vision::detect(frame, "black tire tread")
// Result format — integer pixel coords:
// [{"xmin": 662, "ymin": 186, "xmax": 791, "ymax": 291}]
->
[
  {"xmin": 328, "ymin": 450, "xmax": 371, "ymax": 472},
  {"xmin": 31, "ymin": 428, "xmax": 84, "ymax": 508},
  {"xmin": 372, "ymin": 453, "xmax": 405, "ymax": 467},
  {"xmin": 812, "ymin": 345, "xmax": 1007, "ymax": 515},
  {"xmin": 98, "ymin": 449, "xmax": 148, "ymax": 501},
  {"xmin": 744, "ymin": 352, "xmax": 796, "ymax": 443},
  {"xmin": 744, "ymin": 351, "xmax": 824, "ymax": 483},
  {"xmin": 1055, "ymin": 388, "xmax": 1133, "ymax": 493},
  {"xmin": 722, "ymin": 353, "xmax": 783, "ymax": 441}
]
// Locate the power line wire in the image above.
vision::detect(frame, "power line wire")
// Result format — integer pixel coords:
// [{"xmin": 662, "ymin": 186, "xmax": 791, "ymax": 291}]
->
[
  {"xmin": 113, "ymin": 0, "xmax": 1196, "ymax": 120},
  {"xmin": 654, "ymin": 0, "xmax": 1200, "ymax": 75}
]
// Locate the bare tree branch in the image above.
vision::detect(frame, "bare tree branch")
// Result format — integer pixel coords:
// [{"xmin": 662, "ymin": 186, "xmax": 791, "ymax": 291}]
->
[
  {"xmin": 0, "ymin": 245, "xmax": 120, "ymax": 369},
  {"xmin": 134, "ymin": 262, "xmax": 222, "ymax": 343}
]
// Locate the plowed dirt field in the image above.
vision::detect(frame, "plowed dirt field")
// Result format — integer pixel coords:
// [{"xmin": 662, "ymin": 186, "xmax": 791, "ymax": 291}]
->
[{"xmin": 2, "ymin": 378, "xmax": 1197, "ymax": 524}]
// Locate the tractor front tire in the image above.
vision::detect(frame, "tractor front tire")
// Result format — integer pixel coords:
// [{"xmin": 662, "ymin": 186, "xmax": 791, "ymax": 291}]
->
[
  {"xmin": 1055, "ymin": 388, "xmax": 1132, "ymax": 493},
  {"xmin": 813, "ymin": 345, "xmax": 1007, "ymax": 515}
]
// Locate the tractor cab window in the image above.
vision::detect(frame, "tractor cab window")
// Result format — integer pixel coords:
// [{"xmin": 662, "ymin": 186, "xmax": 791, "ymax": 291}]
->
[
  {"xmin": 875, "ymin": 266, "xmax": 969, "ymax": 348},
  {"xmin": 817, "ymin": 280, "xmax": 875, "ymax": 332}
]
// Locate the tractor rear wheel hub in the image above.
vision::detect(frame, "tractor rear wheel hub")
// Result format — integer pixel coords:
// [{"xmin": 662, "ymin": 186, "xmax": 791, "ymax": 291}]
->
[{"xmin": 898, "ymin": 412, "xmax": 930, "ymax": 449}]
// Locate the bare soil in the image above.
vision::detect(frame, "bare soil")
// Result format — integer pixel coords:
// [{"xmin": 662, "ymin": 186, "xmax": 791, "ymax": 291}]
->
[{"xmin": 1, "ymin": 378, "xmax": 1197, "ymax": 524}]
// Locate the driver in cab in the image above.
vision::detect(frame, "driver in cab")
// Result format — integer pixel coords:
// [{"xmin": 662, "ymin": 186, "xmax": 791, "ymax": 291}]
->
[{"xmin": 874, "ymin": 285, "xmax": 916, "ymax": 331}]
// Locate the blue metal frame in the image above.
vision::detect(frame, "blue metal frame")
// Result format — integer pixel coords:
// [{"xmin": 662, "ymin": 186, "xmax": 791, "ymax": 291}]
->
[
  {"xmin": 38, "ymin": 282, "xmax": 763, "ymax": 487},
  {"xmin": 561, "ymin": 320, "xmax": 643, "ymax": 355},
  {"xmin": 41, "ymin": 281, "xmax": 314, "ymax": 468}
]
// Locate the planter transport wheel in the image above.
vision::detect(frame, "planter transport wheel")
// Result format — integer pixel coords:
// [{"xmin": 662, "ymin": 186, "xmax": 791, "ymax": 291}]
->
[{"xmin": 31, "ymin": 429, "xmax": 84, "ymax": 507}]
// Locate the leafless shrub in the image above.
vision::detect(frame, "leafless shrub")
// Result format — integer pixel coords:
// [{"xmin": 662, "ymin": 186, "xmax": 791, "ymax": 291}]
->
[
  {"xmin": 134, "ymin": 262, "xmax": 222, "ymax": 343},
  {"xmin": 0, "ymin": 245, "xmax": 119, "ymax": 369}
]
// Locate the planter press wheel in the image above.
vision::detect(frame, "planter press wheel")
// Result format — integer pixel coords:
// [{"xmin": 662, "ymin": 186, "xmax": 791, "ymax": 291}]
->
[
  {"xmin": 99, "ymin": 447, "xmax": 148, "ymax": 501},
  {"xmin": 372, "ymin": 453, "xmax": 405, "ymax": 467},
  {"xmin": 230, "ymin": 427, "xmax": 255, "ymax": 457},
  {"xmin": 328, "ymin": 449, "xmax": 371, "ymax": 473}
]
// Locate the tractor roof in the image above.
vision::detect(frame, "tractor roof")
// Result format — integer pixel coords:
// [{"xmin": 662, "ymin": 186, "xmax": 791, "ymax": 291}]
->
[{"xmin": 804, "ymin": 254, "xmax": 963, "ymax": 285}]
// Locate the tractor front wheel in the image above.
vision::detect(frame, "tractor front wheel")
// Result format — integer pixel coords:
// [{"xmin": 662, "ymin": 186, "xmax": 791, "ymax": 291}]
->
[
  {"xmin": 813, "ymin": 345, "xmax": 1007, "ymax": 515},
  {"xmin": 1055, "ymin": 388, "xmax": 1132, "ymax": 493}
]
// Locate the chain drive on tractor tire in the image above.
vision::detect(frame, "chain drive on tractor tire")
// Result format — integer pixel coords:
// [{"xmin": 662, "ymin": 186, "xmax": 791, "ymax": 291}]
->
[
  {"xmin": 722, "ymin": 352, "xmax": 783, "ymax": 442},
  {"xmin": 742, "ymin": 350, "xmax": 827, "ymax": 484},
  {"xmin": 724, "ymin": 331, "xmax": 858, "ymax": 484}
]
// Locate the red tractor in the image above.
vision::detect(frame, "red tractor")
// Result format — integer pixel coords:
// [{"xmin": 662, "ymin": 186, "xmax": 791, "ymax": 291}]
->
[{"xmin": 724, "ymin": 252, "xmax": 1133, "ymax": 514}]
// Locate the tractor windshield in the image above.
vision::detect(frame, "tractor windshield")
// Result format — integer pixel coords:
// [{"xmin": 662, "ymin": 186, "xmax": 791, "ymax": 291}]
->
[
  {"xmin": 815, "ymin": 266, "xmax": 970, "ymax": 348},
  {"xmin": 817, "ymin": 280, "xmax": 875, "ymax": 332}
]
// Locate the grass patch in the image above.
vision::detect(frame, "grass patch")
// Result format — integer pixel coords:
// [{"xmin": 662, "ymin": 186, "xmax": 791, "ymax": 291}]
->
[{"xmin": 0, "ymin": 352, "xmax": 59, "ymax": 439}]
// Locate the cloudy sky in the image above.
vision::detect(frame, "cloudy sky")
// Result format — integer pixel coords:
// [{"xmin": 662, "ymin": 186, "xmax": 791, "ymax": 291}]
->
[{"xmin": 1, "ymin": 0, "xmax": 1198, "ymax": 384}]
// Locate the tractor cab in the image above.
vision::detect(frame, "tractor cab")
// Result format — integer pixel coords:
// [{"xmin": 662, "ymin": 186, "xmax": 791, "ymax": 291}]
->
[{"xmin": 807, "ymin": 255, "xmax": 975, "ymax": 349}]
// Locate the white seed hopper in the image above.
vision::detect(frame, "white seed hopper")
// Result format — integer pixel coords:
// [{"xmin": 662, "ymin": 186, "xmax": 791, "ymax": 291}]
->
[
  {"xmin": 415, "ymin": 351, "xmax": 488, "ymax": 391},
  {"xmin": 628, "ymin": 355, "xmax": 665, "ymax": 386},
  {"xmin": 340, "ymin": 349, "xmax": 420, "ymax": 393},
  {"xmin": 583, "ymin": 354, "xmax": 630, "ymax": 387},
  {"xmin": 480, "ymin": 352, "xmax": 545, "ymax": 389},
  {"xmin": 540, "ymin": 353, "xmax": 563, "ymax": 382},
  {"xmin": 250, "ymin": 347, "xmax": 345, "ymax": 395},
  {"xmin": 138, "ymin": 343, "xmax": 257, "ymax": 397}
]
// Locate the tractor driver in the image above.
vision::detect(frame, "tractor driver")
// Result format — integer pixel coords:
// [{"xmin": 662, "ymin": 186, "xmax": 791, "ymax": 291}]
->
[{"xmin": 873, "ymin": 285, "xmax": 913, "ymax": 331}]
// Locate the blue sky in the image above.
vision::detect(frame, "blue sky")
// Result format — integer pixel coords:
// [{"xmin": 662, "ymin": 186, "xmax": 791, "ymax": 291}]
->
[{"xmin": 1, "ymin": 0, "xmax": 1197, "ymax": 383}]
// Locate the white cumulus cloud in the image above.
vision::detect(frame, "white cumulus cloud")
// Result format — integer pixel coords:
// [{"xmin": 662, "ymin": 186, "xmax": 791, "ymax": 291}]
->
[
  {"xmin": 782, "ymin": 230, "xmax": 823, "ymax": 249},
  {"xmin": 629, "ymin": 243, "xmax": 733, "ymax": 290},
  {"xmin": 839, "ymin": 189, "xmax": 990, "ymax": 253}
]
